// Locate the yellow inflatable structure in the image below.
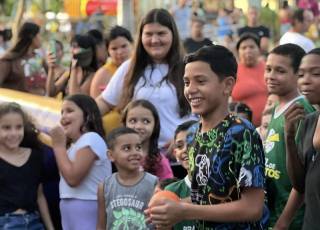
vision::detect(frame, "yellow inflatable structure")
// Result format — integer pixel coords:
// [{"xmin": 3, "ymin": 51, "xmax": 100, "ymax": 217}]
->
[{"xmin": 0, "ymin": 88, "xmax": 121, "ymax": 146}]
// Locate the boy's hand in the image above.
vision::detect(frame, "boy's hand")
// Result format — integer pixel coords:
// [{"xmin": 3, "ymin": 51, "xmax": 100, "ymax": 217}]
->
[
  {"xmin": 284, "ymin": 103, "xmax": 305, "ymax": 139},
  {"xmin": 145, "ymin": 198, "xmax": 184, "ymax": 229},
  {"xmin": 49, "ymin": 126, "xmax": 66, "ymax": 148}
]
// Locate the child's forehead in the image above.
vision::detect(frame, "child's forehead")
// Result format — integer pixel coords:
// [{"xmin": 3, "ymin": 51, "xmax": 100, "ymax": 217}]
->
[
  {"xmin": 267, "ymin": 53, "xmax": 293, "ymax": 67},
  {"xmin": 115, "ymin": 133, "xmax": 140, "ymax": 145},
  {"xmin": 175, "ymin": 130, "xmax": 188, "ymax": 141}
]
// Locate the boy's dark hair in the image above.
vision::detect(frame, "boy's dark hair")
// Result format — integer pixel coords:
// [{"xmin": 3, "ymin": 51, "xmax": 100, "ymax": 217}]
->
[
  {"xmin": 269, "ymin": 43, "xmax": 306, "ymax": 73},
  {"xmin": 307, "ymin": 47, "xmax": 320, "ymax": 56},
  {"xmin": 236, "ymin": 32, "xmax": 260, "ymax": 50},
  {"xmin": 64, "ymin": 94, "xmax": 105, "ymax": 138},
  {"xmin": 106, "ymin": 25, "xmax": 133, "ymax": 48},
  {"xmin": 174, "ymin": 120, "xmax": 198, "ymax": 140},
  {"xmin": 184, "ymin": 45, "xmax": 238, "ymax": 80},
  {"xmin": 229, "ymin": 101, "xmax": 253, "ymax": 121},
  {"xmin": 292, "ymin": 9, "xmax": 305, "ymax": 26},
  {"xmin": 106, "ymin": 127, "xmax": 138, "ymax": 150}
]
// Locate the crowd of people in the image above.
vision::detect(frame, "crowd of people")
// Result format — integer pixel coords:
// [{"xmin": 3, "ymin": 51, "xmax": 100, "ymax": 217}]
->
[{"xmin": 0, "ymin": 1, "xmax": 320, "ymax": 229}]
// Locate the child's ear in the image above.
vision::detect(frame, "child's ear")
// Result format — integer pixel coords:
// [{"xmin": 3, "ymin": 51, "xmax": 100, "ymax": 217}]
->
[
  {"xmin": 223, "ymin": 76, "xmax": 236, "ymax": 96},
  {"xmin": 107, "ymin": 150, "xmax": 115, "ymax": 162}
]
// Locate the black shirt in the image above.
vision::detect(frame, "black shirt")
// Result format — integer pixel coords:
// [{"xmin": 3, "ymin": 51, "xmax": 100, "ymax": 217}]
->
[
  {"xmin": 238, "ymin": 25, "xmax": 270, "ymax": 39},
  {"xmin": 183, "ymin": 38, "xmax": 212, "ymax": 54},
  {"xmin": 0, "ymin": 149, "xmax": 44, "ymax": 215},
  {"xmin": 298, "ymin": 111, "xmax": 320, "ymax": 230}
]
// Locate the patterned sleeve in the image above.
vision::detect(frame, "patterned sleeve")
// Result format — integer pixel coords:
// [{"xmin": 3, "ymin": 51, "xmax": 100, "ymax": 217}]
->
[{"xmin": 233, "ymin": 121, "xmax": 265, "ymax": 189}]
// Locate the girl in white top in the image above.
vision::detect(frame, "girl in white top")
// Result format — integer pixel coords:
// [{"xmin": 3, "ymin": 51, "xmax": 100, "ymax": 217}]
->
[
  {"xmin": 50, "ymin": 94, "xmax": 111, "ymax": 230},
  {"xmin": 96, "ymin": 8, "xmax": 192, "ymax": 148}
]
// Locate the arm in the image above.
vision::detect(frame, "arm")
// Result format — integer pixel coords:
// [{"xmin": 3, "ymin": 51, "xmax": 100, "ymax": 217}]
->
[
  {"xmin": 284, "ymin": 103, "xmax": 306, "ymax": 193},
  {"xmin": 78, "ymin": 72, "xmax": 94, "ymax": 95},
  {"xmin": 97, "ymin": 183, "xmax": 106, "ymax": 230},
  {"xmin": 37, "ymin": 184, "xmax": 55, "ymax": 230},
  {"xmin": 90, "ymin": 67, "xmax": 113, "ymax": 98},
  {"xmin": 45, "ymin": 53, "xmax": 59, "ymax": 97},
  {"xmin": 45, "ymin": 53, "xmax": 68, "ymax": 97},
  {"xmin": 148, "ymin": 187, "xmax": 264, "ymax": 227},
  {"xmin": 50, "ymin": 126, "xmax": 97, "ymax": 187},
  {"xmin": 95, "ymin": 59, "xmax": 130, "ymax": 115},
  {"xmin": 96, "ymin": 95, "xmax": 114, "ymax": 115},
  {"xmin": 68, "ymin": 59, "xmax": 82, "ymax": 95},
  {"xmin": 273, "ymin": 188, "xmax": 304, "ymax": 230}
]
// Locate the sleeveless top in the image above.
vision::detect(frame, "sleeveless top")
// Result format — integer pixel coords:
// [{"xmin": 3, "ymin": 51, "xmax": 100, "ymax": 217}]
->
[
  {"xmin": 104, "ymin": 172, "xmax": 157, "ymax": 230},
  {"xmin": 103, "ymin": 59, "xmax": 117, "ymax": 75}
]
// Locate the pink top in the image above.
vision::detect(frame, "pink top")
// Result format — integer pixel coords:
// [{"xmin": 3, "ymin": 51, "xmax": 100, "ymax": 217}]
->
[{"xmin": 155, "ymin": 154, "xmax": 174, "ymax": 180}]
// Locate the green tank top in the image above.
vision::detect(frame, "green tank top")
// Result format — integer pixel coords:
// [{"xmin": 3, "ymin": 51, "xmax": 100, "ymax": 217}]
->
[{"xmin": 264, "ymin": 96, "xmax": 315, "ymax": 229}]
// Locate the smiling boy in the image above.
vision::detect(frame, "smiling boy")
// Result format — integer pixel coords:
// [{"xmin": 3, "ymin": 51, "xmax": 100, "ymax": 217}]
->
[
  {"xmin": 264, "ymin": 44, "xmax": 315, "ymax": 229},
  {"xmin": 147, "ymin": 45, "xmax": 267, "ymax": 229}
]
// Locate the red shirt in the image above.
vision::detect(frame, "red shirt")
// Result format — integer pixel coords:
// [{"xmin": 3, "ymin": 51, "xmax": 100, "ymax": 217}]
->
[{"xmin": 232, "ymin": 61, "xmax": 268, "ymax": 126}]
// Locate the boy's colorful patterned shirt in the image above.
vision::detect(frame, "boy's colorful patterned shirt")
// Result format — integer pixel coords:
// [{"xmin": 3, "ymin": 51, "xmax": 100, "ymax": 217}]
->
[{"xmin": 189, "ymin": 114, "xmax": 268, "ymax": 229}]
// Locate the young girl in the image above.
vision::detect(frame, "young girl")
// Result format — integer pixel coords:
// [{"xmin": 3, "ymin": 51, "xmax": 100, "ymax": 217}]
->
[
  {"xmin": 49, "ymin": 94, "xmax": 112, "ymax": 230},
  {"xmin": 0, "ymin": 102, "xmax": 54, "ymax": 229},
  {"xmin": 122, "ymin": 99, "xmax": 173, "ymax": 180}
]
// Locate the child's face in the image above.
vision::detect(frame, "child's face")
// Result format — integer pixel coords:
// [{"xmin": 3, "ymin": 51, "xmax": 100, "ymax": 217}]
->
[
  {"xmin": 174, "ymin": 130, "xmax": 189, "ymax": 170},
  {"xmin": 265, "ymin": 54, "xmax": 297, "ymax": 97},
  {"xmin": 109, "ymin": 133, "xmax": 143, "ymax": 172},
  {"xmin": 0, "ymin": 112, "xmax": 24, "ymax": 151},
  {"xmin": 125, "ymin": 106, "xmax": 155, "ymax": 143},
  {"xmin": 184, "ymin": 61, "xmax": 234, "ymax": 118},
  {"xmin": 298, "ymin": 54, "xmax": 320, "ymax": 105},
  {"xmin": 108, "ymin": 36, "xmax": 132, "ymax": 66},
  {"xmin": 60, "ymin": 100, "xmax": 84, "ymax": 141}
]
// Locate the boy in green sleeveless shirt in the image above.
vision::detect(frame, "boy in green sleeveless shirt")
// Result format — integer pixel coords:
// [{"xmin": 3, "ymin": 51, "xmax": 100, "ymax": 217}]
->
[
  {"xmin": 165, "ymin": 120, "xmax": 198, "ymax": 230},
  {"xmin": 264, "ymin": 44, "xmax": 315, "ymax": 229}
]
